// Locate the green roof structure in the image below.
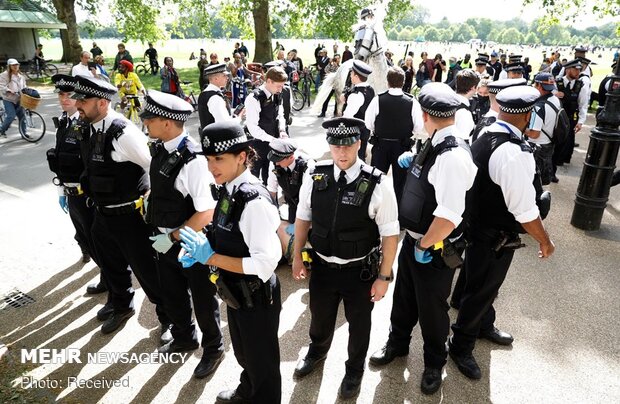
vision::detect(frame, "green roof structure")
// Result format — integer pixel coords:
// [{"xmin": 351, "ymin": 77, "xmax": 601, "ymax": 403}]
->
[{"xmin": 0, "ymin": 0, "xmax": 66, "ymax": 29}]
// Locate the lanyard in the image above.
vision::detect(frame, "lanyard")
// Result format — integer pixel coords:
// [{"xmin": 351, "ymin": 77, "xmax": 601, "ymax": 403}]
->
[{"xmin": 496, "ymin": 122, "xmax": 519, "ymax": 139}]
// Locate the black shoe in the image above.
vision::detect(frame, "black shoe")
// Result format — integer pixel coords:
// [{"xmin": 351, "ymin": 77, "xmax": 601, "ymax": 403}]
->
[
  {"xmin": 159, "ymin": 323, "xmax": 173, "ymax": 345},
  {"xmin": 448, "ymin": 343, "xmax": 481, "ymax": 380},
  {"xmin": 81, "ymin": 252, "xmax": 91, "ymax": 263},
  {"xmin": 369, "ymin": 343, "xmax": 408, "ymax": 366},
  {"xmin": 551, "ymin": 176, "xmax": 559, "ymax": 183},
  {"xmin": 420, "ymin": 367, "xmax": 442, "ymax": 395},
  {"xmin": 86, "ymin": 282, "xmax": 107, "ymax": 294},
  {"xmin": 293, "ymin": 354, "xmax": 326, "ymax": 379},
  {"xmin": 96, "ymin": 303, "xmax": 114, "ymax": 321},
  {"xmin": 339, "ymin": 373, "xmax": 362, "ymax": 399},
  {"xmin": 216, "ymin": 389, "xmax": 248, "ymax": 403},
  {"xmin": 158, "ymin": 340, "xmax": 199, "ymax": 354},
  {"xmin": 193, "ymin": 352, "xmax": 224, "ymax": 379},
  {"xmin": 317, "ymin": 113, "xmax": 326, "ymax": 118},
  {"xmin": 479, "ymin": 327, "xmax": 513, "ymax": 345},
  {"xmin": 101, "ymin": 309, "xmax": 135, "ymax": 334}
]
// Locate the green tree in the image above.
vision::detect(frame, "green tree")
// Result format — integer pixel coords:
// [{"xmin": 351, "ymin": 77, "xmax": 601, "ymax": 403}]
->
[
  {"xmin": 398, "ymin": 27, "xmax": 414, "ymax": 41},
  {"xmin": 424, "ymin": 26, "xmax": 440, "ymax": 42},
  {"xmin": 476, "ymin": 18, "xmax": 494, "ymax": 41},
  {"xmin": 500, "ymin": 27, "xmax": 524, "ymax": 44},
  {"xmin": 524, "ymin": 32, "xmax": 539, "ymax": 45},
  {"xmin": 523, "ymin": 0, "xmax": 620, "ymax": 34}
]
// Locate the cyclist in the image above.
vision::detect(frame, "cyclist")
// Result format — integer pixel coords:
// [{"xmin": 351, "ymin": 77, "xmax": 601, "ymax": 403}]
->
[
  {"xmin": 0, "ymin": 59, "xmax": 27, "ymax": 138},
  {"xmin": 144, "ymin": 43, "xmax": 159, "ymax": 75},
  {"xmin": 114, "ymin": 60, "xmax": 145, "ymax": 110},
  {"xmin": 33, "ymin": 44, "xmax": 45, "ymax": 73}
]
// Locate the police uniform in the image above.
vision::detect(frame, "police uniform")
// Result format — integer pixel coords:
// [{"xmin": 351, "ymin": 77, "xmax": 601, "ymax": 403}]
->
[
  {"xmin": 141, "ymin": 91, "xmax": 224, "ymax": 378},
  {"xmin": 71, "ymin": 76, "xmax": 170, "ymax": 335},
  {"xmin": 553, "ymin": 59, "xmax": 589, "ymax": 167},
  {"xmin": 364, "ymin": 84, "xmax": 424, "ymax": 201},
  {"xmin": 449, "ymin": 86, "xmax": 549, "ymax": 380},
  {"xmin": 476, "ymin": 53, "xmax": 495, "ymax": 77},
  {"xmin": 294, "ymin": 117, "xmax": 399, "ymax": 399},
  {"xmin": 498, "ymin": 55, "xmax": 524, "ymax": 80},
  {"xmin": 265, "ymin": 60, "xmax": 293, "ymax": 131},
  {"xmin": 343, "ymin": 60, "xmax": 375, "ymax": 160},
  {"xmin": 245, "ymin": 79, "xmax": 287, "ymax": 184},
  {"xmin": 46, "ymin": 74, "xmax": 103, "ymax": 292},
  {"xmin": 369, "ymin": 83, "xmax": 477, "ymax": 395},
  {"xmin": 191, "ymin": 121, "xmax": 282, "ymax": 403},
  {"xmin": 454, "ymin": 92, "xmax": 475, "ymax": 141},
  {"xmin": 197, "ymin": 63, "xmax": 234, "ymax": 130},
  {"xmin": 489, "ymin": 52, "xmax": 502, "ymax": 81}
]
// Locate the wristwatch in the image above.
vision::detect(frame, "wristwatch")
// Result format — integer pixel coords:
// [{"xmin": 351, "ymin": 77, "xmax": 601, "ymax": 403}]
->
[{"xmin": 377, "ymin": 272, "xmax": 394, "ymax": 282}]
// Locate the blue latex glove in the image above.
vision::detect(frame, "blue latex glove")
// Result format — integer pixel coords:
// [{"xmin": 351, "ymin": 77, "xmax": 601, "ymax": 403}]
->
[
  {"xmin": 285, "ymin": 223, "xmax": 295, "ymax": 236},
  {"xmin": 179, "ymin": 227, "xmax": 215, "ymax": 265},
  {"xmin": 59, "ymin": 195, "xmax": 69, "ymax": 213},
  {"xmin": 398, "ymin": 152, "xmax": 415, "ymax": 169},
  {"xmin": 414, "ymin": 240, "xmax": 432, "ymax": 264},
  {"xmin": 179, "ymin": 253, "xmax": 198, "ymax": 268},
  {"xmin": 149, "ymin": 234, "xmax": 174, "ymax": 254}
]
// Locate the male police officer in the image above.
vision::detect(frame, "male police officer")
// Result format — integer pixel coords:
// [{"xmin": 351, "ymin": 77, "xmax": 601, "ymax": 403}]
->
[
  {"xmin": 369, "ymin": 83, "xmax": 477, "ymax": 395},
  {"xmin": 141, "ymin": 90, "xmax": 224, "ymax": 378},
  {"xmin": 245, "ymin": 66, "xmax": 288, "ymax": 184},
  {"xmin": 72, "ymin": 75, "xmax": 171, "ymax": 336},
  {"xmin": 449, "ymin": 86, "xmax": 555, "ymax": 380},
  {"xmin": 498, "ymin": 55, "xmax": 525, "ymax": 80},
  {"xmin": 292, "ymin": 117, "xmax": 399, "ymax": 400},
  {"xmin": 342, "ymin": 60, "xmax": 375, "ymax": 160},
  {"xmin": 198, "ymin": 63, "xmax": 238, "ymax": 129},
  {"xmin": 364, "ymin": 66, "xmax": 424, "ymax": 202},
  {"xmin": 266, "ymin": 138, "xmax": 315, "ymax": 263},
  {"xmin": 47, "ymin": 74, "xmax": 104, "ymax": 293}
]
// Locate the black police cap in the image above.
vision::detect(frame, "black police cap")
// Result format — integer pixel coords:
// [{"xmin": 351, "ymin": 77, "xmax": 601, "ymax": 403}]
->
[
  {"xmin": 71, "ymin": 75, "xmax": 117, "ymax": 100},
  {"xmin": 418, "ymin": 82, "xmax": 461, "ymax": 118},
  {"xmin": 139, "ymin": 90, "xmax": 193, "ymax": 122},
  {"xmin": 200, "ymin": 121, "xmax": 251, "ymax": 155},
  {"xmin": 496, "ymin": 86, "xmax": 540, "ymax": 114},
  {"xmin": 322, "ymin": 117, "xmax": 365, "ymax": 146},
  {"xmin": 51, "ymin": 74, "xmax": 76, "ymax": 93}
]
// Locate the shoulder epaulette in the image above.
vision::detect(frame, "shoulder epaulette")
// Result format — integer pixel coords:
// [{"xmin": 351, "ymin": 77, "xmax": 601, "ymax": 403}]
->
[
  {"xmin": 107, "ymin": 119, "xmax": 127, "ymax": 140},
  {"xmin": 360, "ymin": 164, "xmax": 383, "ymax": 183}
]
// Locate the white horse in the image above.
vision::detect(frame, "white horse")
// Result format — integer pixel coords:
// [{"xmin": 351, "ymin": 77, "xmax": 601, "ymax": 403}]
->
[{"xmin": 312, "ymin": 1, "xmax": 391, "ymax": 116}]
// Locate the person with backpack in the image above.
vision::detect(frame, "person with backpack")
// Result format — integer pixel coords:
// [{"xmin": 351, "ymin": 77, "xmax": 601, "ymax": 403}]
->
[{"xmin": 527, "ymin": 73, "xmax": 563, "ymax": 185}]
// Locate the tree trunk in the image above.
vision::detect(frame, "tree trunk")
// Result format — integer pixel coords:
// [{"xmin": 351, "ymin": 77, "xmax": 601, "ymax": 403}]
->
[
  {"xmin": 252, "ymin": 0, "xmax": 272, "ymax": 63},
  {"xmin": 52, "ymin": 0, "xmax": 82, "ymax": 63}
]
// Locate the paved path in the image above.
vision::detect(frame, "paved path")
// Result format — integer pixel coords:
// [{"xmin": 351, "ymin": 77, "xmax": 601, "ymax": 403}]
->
[{"xmin": 0, "ymin": 88, "xmax": 619, "ymax": 403}]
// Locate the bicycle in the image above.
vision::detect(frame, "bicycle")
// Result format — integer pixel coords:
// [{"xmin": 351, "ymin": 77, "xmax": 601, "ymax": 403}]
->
[
  {"xmin": 0, "ymin": 98, "xmax": 46, "ymax": 142},
  {"xmin": 135, "ymin": 59, "xmax": 159, "ymax": 76},
  {"xmin": 180, "ymin": 81, "xmax": 198, "ymax": 112},
  {"xmin": 23, "ymin": 59, "xmax": 58, "ymax": 80},
  {"xmin": 114, "ymin": 94, "xmax": 142, "ymax": 126},
  {"xmin": 292, "ymin": 67, "xmax": 316, "ymax": 111}
]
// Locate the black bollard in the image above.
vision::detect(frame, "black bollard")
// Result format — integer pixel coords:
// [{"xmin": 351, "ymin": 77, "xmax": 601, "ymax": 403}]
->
[{"xmin": 571, "ymin": 62, "xmax": 620, "ymax": 230}]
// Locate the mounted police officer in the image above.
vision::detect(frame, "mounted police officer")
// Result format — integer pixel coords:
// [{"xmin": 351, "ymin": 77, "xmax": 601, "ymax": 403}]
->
[
  {"xmin": 369, "ymin": 83, "xmax": 477, "ymax": 395},
  {"xmin": 47, "ymin": 74, "xmax": 104, "ymax": 294},
  {"xmin": 342, "ymin": 60, "xmax": 375, "ymax": 160},
  {"xmin": 179, "ymin": 121, "xmax": 282, "ymax": 403},
  {"xmin": 141, "ymin": 90, "xmax": 224, "ymax": 379},
  {"xmin": 448, "ymin": 86, "xmax": 555, "ymax": 381},
  {"xmin": 291, "ymin": 117, "xmax": 399, "ymax": 400},
  {"xmin": 72, "ymin": 75, "xmax": 171, "ymax": 337}
]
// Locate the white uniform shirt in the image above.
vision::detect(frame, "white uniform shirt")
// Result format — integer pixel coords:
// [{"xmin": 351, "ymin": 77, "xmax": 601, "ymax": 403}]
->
[
  {"xmin": 454, "ymin": 94, "xmax": 475, "ymax": 140},
  {"xmin": 528, "ymin": 95, "xmax": 561, "ymax": 145},
  {"xmin": 479, "ymin": 120, "xmax": 539, "ymax": 223},
  {"xmin": 266, "ymin": 154, "xmax": 316, "ymax": 194},
  {"xmin": 498, "ymin": 70, "xmax": 508, "ymax": 80},
  {"xmin": 560, "ymin": 76, "xmax": 589, "ymax": 124},
  {"xmin": 245, "ymin": 84, "xmax": 286, "ymax": 142},
  {"xmin": 296, "ymin": 158, "xmax": 400, "ymax": 264},
  {"xmin": 224, "ymin": 169, "xmax": 281, "ymax": 282},
  {"xmin": 71, "ymin": 63, "xmax": 94, "ymax": 77},
  {"xmin": 342, "ymin": 82, "xmax": 370, "ymax": 118},
  {"xmin": 57, "ymin": 111, "xmax": 82, "ymax": 195},
  {"xmin": 364, "ymin": 88, "xmax": 424, "ymax": 135},
  {"xmin": 203, "ymin": 83, "xmax": 236, "ymax": 123}
]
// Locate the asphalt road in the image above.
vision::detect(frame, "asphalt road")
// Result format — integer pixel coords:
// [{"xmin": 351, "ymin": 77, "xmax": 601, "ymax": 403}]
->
[{"xmin": 0, "ymin": 88, "xmax": 619, "ymax": 404}]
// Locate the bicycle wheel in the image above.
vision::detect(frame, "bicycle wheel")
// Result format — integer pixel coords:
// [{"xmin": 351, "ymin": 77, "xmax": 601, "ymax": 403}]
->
[
  {"xmin": 135, "ymin": 64, "xmax": 146, "ymax": 75},
  {"xmin": 23, "ymin": 65, "xmax": 35, "ymax": 80},
  {"xmin": 19, "ymin": 110, "xmax": 46, "ymax": 142},
  {"xmin": 44, "ymin": 64, "xmax": 58, "ymax": 76},
  {"xmin": 292, "ymin": 88, "xmax": 305, "ymax": 111}
]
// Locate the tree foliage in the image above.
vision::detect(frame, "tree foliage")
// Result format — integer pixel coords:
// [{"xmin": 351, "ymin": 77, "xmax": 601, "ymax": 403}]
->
[{"xmin": 523, "ymin": 0, "xmax": 620, "ymax": 35}]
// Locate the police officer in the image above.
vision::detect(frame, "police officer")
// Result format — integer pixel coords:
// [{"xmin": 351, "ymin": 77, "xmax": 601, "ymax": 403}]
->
[
  {"xmin": 291, "ymin": 117, "xmax": 399, "ymax": 400},
  {"xmin": 489, "ymin": 51, "xmax": 502, "ymax": 81},
  {"xmin": 369, "ymin": 83, "xmax": 477, "ymax": 395},
  {"xmin": 364, "ymin": 66, "xmax": 424, "ymax": 202},
  {"xmin": 141, "ymin": 90, "xmax": 224, "ymax": 378},
  {"xmin": 342, "ymin": 60, "xmax": 375, "ymax": 160},
  {"xmin": 454, "ymin": 69, "xmax": 480, "ymax": 141},
  {"xmin": 198, "ymin": 63, "xmax": 240, "ymax": 130},
  {"xmin": 245, "ymin": 66, "xmax": 288, "ymax": 184},
  {"xmin": 498, "ymin": 55, "xmax": 525, "ymax": 80},
  {"xmin": 179, "ymin": 121, "xmax": 282, "ymax": 403},
  {"xmin": 72, "ymin": 75, "xmax": 171, "ymax": 337},
  {"xmin": 266, "ymin": 138, "xmax": 315, "ymax": 263},
  {"xmin": 47, "ymin": 74, "xmax": 104, "ymax": 294},
  {"xmin": 449, "ymin": 86, "xmax": 555, "ymax": 380},
  {"xmin": 264, "ymin": 60, "xmax": 293, "ymax": 133}
]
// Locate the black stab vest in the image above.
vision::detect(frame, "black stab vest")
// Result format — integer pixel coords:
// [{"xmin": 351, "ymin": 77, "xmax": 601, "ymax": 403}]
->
[
  {"xmin": 253, "ymin": 89, "xmax": 280, "ymax": 137},
  {"xmin": 556, "ymin": 78, "xmax": 584, "ymax": 123},
  {"xmin": 374, "ymin": 91, "xmax": 414, "ymax": 139},
  {"xmin": 309, "ymin": 163, "xmax": 381, "ymax": 259},
  {"xmin": 399, "ymin": 136, "xmax": 469, "ymax": 238},
  {"xmin": 273, "ymin": 156, "xmax": 308, "ymax": 217},
  {"xmin": 344, "ymin": 85, "xmax": 375, "ymax": 120},
  {"xmin": 54, "ymin": 114, "xmax": 86, "ymax": 184},
  {"xmin": 146, "ymin": 139, "xmax": 197, "ymax": 228},
  {"xmin": 198, "ymin": 89, "xmax": 231, "ymax": 129}
]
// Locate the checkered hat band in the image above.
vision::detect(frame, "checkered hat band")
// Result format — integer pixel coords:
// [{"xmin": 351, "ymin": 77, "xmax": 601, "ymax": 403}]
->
[
  {"xmin": 499, "ymin": 105, "xmax": 535, "ymax": 114},
  {"xmin": 214, "ymin": 135, "xmax": 248, "ymax": 153},
  {"xmin": 145, "ymin": 103, "xmax": 191, "ymax": 121},
  {"xmin": 205, "ymin": 66, "xmax": 226, "ymax": 75},
  {"xmin": 56, "ymin": 78, "xmax": 73, "ymax": 88},
  {"xmin": 505, "ymin": 65, "xmax": 524, "ymax": 72},
  {"xmin": 75, "ymin": 83, "xmax": 113, "ymax": 100},
  {"xmin": 270, "ymin": 149, "xmax": 293, "ymax": 158},
  {"xmin": 421, "ymin": 106, "xmax": 456, "ymax": 118},
  {"xmin": 327, "ymin": 125, "xmax": 361, "ymax": 136},
  {"xmin": 488, "ymin": 87, "xmax": 502, "ymax": 94}
]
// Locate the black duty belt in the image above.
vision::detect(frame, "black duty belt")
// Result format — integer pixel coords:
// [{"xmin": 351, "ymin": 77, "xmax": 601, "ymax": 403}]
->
[
  {"xmin": 315, "ymin": 254, "xmax": 367, "ymax": 269},
  {"xmin": 96, "ymin": 199, "xmax": 143, "ymax": 216},
  {"xmin": 64, "ymin": 187, "xmax": 84, "ymax": 197}
]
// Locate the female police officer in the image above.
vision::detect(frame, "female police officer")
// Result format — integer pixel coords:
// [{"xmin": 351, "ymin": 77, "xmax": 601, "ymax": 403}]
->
[{"xmin": 178, "ymin": 120, "xmax": 282, "ymax": 404}]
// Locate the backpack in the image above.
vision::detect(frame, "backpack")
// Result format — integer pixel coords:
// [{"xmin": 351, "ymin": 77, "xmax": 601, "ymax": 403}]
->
[{"xmin": 541, "ymin": 101, "xmax": 570, "ymax": 146}]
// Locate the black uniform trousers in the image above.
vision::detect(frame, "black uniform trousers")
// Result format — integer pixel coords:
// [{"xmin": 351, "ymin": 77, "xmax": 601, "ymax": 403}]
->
[
  {"xmin": 228, "ymin": 274, "xmax": 281, "ymax": 404},
  {"xmin": 552, "ymin": 119, "xmax": 576, "ymax": 174},
  {"xmin": 91, "ymin": 209, "xmax": 169, "ymax": 324},
  {"xmin": 387, "ymin": 235, "xmax": 456, "ymax": 369},
  {"xmin": 370, "ymin": 139, "xmax": 409, "ymax": 202},
  {"xmin": 450, "ymin": 230, "xmax": 515, "ymax": 355},
  {"xmin": 307, "ymin": 259, "xmax": 375, "ymax": 378},
  {"xmin": 156, "ymin": 243, "xmax": 223, "ymax": 355},
  {"xmin": 534, "ymin": 143, "xmax": 555, "ymax": 185},
  {"xmin": 251, "ymin": 140, "xmax": 271, "ymax": 185},
  {"xmin": 67, "ymin": 194, "xmax": 97, "ymax": 260}
]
